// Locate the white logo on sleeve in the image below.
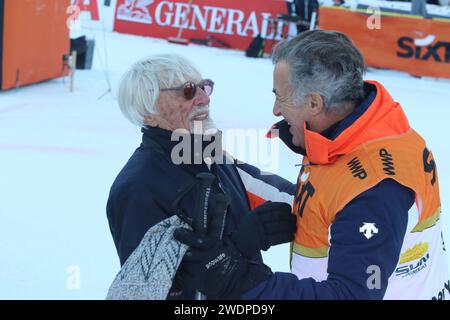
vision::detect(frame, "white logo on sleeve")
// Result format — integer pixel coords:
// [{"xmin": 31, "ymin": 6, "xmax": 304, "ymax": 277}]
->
[{"xmin": 360, "ymin": 223, "xmax": 379, "ymax": 239}]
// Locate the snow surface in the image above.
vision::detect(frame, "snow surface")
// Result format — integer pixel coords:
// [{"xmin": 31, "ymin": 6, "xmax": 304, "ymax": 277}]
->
[{"xmin": 0, "ymin": 2, "xmax": 449, "ymax": 299}]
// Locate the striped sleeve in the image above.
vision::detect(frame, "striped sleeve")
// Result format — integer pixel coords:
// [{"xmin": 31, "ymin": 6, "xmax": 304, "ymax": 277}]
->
[{"xmin": 234, "ymin": 161, "xmax": 296, "ymax": 210}]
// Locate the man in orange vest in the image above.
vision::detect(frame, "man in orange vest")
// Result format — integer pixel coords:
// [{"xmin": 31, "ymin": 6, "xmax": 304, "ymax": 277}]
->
[{"xmin": 174, "ymin": 30, "xmax": 449, "ymax": 299}]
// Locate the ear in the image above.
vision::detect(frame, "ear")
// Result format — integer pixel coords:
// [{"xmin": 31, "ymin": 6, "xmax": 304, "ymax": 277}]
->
[
  {"xmin": 144, "ymin": 114, "xmax": 159, "ymax": 127},
  {"xmin": 306, "ymin": 93, "xmax": 324, "ymax": 116}
]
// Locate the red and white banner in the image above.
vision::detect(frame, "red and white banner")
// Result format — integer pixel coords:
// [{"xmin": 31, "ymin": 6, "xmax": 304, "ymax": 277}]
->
[
  {"xmin": 72, "ymin": 0, "xmax": 100, "ymax": 20},
  {"xmin": 113, "ymin": 0, "xmax": 288, "ymax": 51}
]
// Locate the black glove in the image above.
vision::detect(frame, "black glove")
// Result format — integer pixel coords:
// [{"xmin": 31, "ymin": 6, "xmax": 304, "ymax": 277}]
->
[
  {"xmin": 229, "ymin": 201, "xmax": 296, "ymax": 258},
  {"xmin": 174, "ymin": 228, "xmax": 272, "ymax": 299}
]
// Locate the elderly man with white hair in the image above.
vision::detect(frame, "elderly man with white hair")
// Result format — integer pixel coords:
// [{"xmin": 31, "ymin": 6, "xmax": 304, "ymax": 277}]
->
[{"xmin": 106, "ymin": 54, "xmax": 297, "ymax": 300}]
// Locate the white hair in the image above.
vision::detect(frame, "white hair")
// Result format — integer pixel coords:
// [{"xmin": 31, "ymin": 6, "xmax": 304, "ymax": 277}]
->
[{"xmin": 117, "ymin": 54, "xmax": 202, "ymax": 126}]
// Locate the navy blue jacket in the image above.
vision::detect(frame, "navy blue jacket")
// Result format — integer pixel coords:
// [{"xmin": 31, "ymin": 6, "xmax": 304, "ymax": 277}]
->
[
  {"xmin": 242, "ymin": 83, "xmax": 415, "ymax": 300},
  {"xmin": 106, "ymin": 126, "xmax": 295, "ymax": 299}
]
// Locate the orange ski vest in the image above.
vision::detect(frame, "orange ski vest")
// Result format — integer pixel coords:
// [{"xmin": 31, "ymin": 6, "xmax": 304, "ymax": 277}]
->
[{"xmin": 291, "ymin": 81, "xmax": 440, "ymax": 259}]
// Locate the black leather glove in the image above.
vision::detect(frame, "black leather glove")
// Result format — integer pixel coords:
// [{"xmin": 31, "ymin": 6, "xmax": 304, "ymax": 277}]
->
[
  {"xmin": 230, "ymin": 201, "xmax": 296, "ymax": 258},
  {"xmin": 173, "ymin": 228, "xmax": 272, "ymax": 299}
]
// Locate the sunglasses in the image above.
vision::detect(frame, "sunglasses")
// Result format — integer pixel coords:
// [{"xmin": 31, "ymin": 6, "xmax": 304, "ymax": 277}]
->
[{"xmin": 160, "ymin": 79, "xmax": 214, "ymax": 100}]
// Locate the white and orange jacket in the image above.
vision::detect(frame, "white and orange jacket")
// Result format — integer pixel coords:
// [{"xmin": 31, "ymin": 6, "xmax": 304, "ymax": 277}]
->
[{"xmin": 243, "ymin": 81, "xmax": 449, "ymax": 300}]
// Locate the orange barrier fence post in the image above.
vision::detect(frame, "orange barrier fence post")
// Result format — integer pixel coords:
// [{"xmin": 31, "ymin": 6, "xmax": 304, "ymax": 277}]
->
[{"xmin": 1, "ymin": 0, "xmax": 70, "ymax": 91}]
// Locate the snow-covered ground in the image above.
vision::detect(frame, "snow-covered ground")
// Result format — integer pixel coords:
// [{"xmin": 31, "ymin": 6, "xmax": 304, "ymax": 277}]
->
[{"xmin": 1, "ymin": 3, "xmax": 450, "ymax": 299}]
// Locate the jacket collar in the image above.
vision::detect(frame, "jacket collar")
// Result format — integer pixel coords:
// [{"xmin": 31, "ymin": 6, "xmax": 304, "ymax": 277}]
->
[{"xmin": 141, "ymin": 126, "xmax": 224, "ymax": 171}]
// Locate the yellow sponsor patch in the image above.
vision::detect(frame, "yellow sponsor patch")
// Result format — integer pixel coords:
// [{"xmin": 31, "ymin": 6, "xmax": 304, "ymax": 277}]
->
[{"xmin": 399, "ymin": 242, "xmax": 429, "ymax": 264}]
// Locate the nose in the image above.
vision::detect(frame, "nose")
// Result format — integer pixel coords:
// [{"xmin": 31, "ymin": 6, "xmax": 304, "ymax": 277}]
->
[
  {"xmin": 273, "ymin": 101, "xmax": 282, "ymax": 117},
  {"xmin": 193, "ymin": 87, "xmax": 210, "ymax": 106}
]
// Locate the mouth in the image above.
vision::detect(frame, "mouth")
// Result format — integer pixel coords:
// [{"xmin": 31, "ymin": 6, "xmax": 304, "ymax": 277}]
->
[{"xmin": 191, "ymin": 112, "xmax": 209, "ymax": 121}]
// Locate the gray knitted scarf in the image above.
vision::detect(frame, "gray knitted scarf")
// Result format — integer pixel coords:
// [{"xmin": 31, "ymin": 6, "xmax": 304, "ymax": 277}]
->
[{"xmin": 106, "ymin": 215, "xmax": 190, "ymax": 300}]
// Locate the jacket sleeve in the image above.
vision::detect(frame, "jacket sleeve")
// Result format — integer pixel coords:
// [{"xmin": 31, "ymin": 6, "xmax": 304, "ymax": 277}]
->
[
  {"xmin": 234, "ymin": 161, "xmax": 296, "ymax": 210},
  {"xmin": 106, "ymin": 184, "xmax": 170, "ymax": 266},
  {"xmin": 242, "ymin": 178, "xmax": 414, "ymax": 299}
]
